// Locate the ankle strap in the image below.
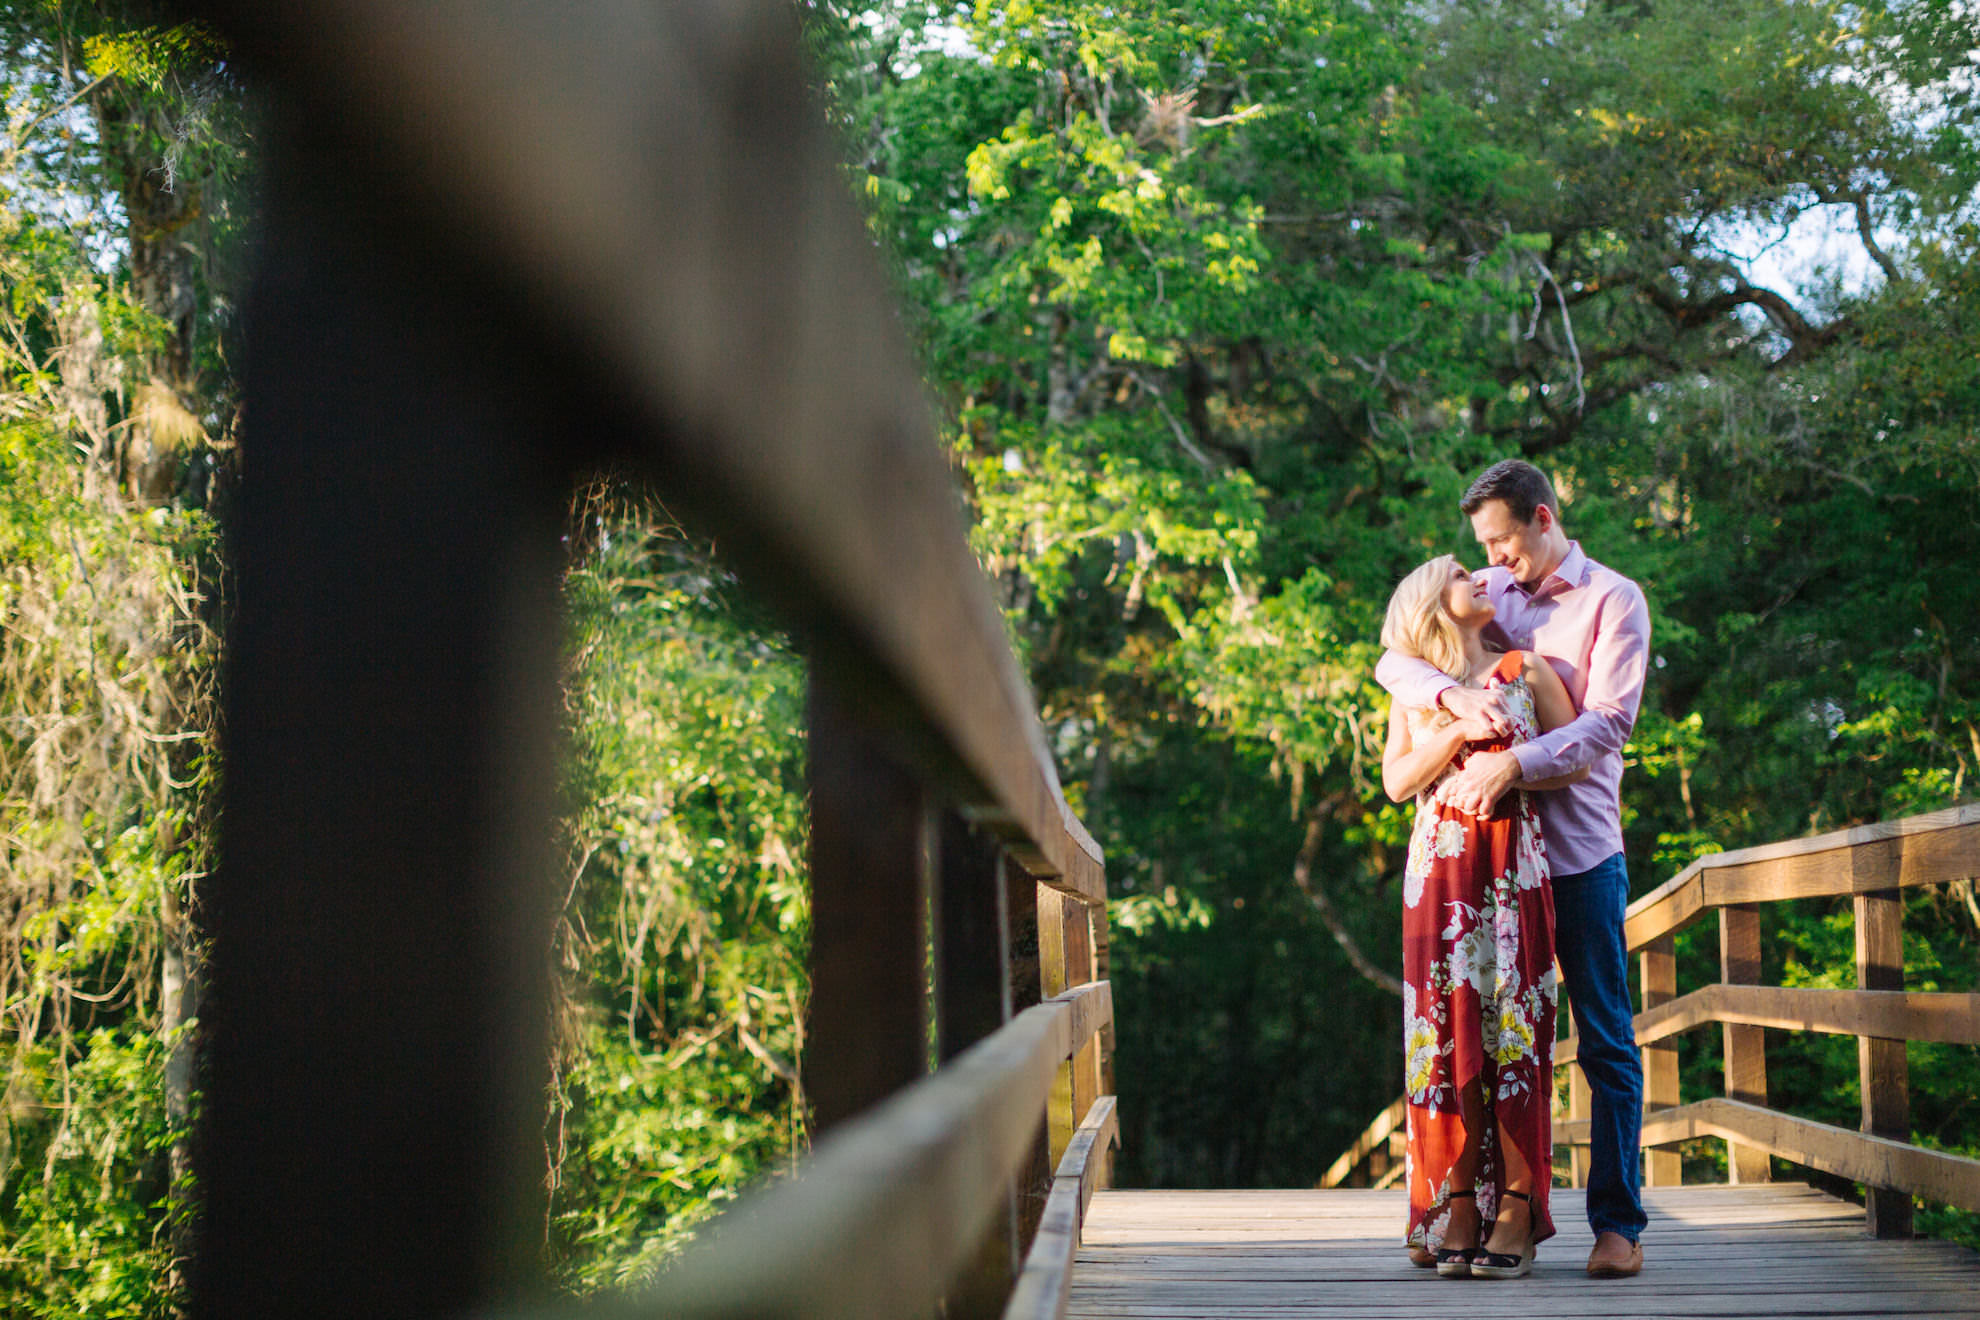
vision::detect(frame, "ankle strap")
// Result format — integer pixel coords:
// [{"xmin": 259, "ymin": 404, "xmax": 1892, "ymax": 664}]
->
[
  {"xmin": 1448, "ymin": 1189, "xmax": 1476, "ymax": 1199},
  {"xmin": 1500, "ymin": 1189, "xmax": 1532, "ymax": 1203}
]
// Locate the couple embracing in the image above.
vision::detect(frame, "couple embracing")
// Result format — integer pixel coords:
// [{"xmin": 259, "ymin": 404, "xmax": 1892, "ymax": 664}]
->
[{"xmin": 1376, "ymin": 459, "xmax": 1649, "ymax": 1281}]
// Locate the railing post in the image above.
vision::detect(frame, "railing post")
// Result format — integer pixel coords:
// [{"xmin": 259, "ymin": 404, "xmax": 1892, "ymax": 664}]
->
[
  {"xmin": 1007, "ymin": 866, "xmax": 1052, "ymax": 1255},
  {"xmin": 934, "ymin": 814, "xmax": 1019, "ymax": 1318},
  {"xmin": 1640, "ymin": 935, "xmax": 1682, "ymax": 1185},
  {"xmin": 1719, "ymin": 903, "xmax": 1771, "ymax": 1183},
  {"xmin": 1067, "ymin": 899, "xmax": 1103, "ymax": 1144},
  {"xmin": 1855, "ymin": 883, "xmax": 1913, "ymax": 1238},
  {"xmin": 935, "ymin": 814, "xmax": 1014, "ymax": 1059},
  {"xmin": 1565, "ymin": 1006, "xmax": 1592, "ymax": 1188},
  {"xmin": 1091, "ymin": 897, "xmax": 1116, "ymax": 1189},
  {"xmin": 1038, "ymin": 887, "xmax": 1103, "ymax": 1180},
  {"xmin": 806, "ymin": 677, "xmax": 932, "ymax": 1135},
  {"xmin": 1038, "ymin": 886, "xmax": 1078, "ymax": 1170},
  {"xmin": 195, "ymin": 110, "xmax": 573, "ymax": 1315}
]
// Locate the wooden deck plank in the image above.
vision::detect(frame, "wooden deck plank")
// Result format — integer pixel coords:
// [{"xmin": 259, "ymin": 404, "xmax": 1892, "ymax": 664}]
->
[{"xmin": 1067, "ymin": 1187, "xmax": 1980, "ymax": 1318}]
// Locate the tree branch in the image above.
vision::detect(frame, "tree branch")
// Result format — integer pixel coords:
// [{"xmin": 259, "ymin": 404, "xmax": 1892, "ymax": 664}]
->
[
  {"xmin": 1131, "ymin": 369, "xmax": 1220, "ymax": 471},
  {"xmin": 1, "ymin": 72, "xmax": 112, "ymax": 162},
  {"xmin": 1289, "ymin": 812, "xmax": 1403, "ymax": 997},
  {"xmin": 1850, "ymin": 191, "xmax": 1902, "ymax": 284}
]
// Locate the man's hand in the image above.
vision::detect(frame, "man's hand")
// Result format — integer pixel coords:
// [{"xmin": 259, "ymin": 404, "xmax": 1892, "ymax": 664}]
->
[
  {"xmin": 1433, "ymin": 749, "xmax": 1522, "ymax": 817},
  {"xmin": 1438, "ymin": 684, "xmax": 1512, "ymax": 739}
]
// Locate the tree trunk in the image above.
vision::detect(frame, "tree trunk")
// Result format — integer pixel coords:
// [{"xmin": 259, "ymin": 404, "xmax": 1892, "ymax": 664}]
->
[{"xmin": 92, "ymin": 78, "xmax": 206, "ymax": 503}]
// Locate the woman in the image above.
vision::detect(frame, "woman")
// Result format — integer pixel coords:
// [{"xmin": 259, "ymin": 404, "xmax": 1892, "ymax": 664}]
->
[{"xmin": 1381, "ymin": 556, "xmax": 1582, "ymax": 1280}]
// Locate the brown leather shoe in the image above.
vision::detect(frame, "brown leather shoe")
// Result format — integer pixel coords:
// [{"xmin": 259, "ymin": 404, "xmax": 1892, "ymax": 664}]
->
[{"xmin": 1586, "ymin": 1231, "xmax": 1642, "ymax": 1277}]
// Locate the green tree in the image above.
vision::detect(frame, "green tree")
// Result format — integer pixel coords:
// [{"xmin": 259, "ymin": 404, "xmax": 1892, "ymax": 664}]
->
[
  {"xmin": 545, "ymin": 487, "xmax": 811, "ymax": 1292},
  {"xmin": 0, "ymin": 5, "xmax": 245, "ymax": 1311},
  {"xmin": 812, "ymin": 0, "xmax": 1980, "ymax": 1205}
]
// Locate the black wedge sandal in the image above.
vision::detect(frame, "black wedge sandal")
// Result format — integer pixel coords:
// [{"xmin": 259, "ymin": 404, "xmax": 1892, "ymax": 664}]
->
[
  {"xmin": 1433, "ymin": 1189, "xmax": 1479, "ymax": 1278},
  {"xmin": 1470, "ymin": 1189, "xmax": 1536, "ymax": 1280}
]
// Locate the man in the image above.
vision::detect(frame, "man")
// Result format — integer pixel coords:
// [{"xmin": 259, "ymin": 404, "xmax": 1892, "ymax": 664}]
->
[{"xmin": 1376, "ymin": 458, "xmax": 1651, "ymax": 1278}]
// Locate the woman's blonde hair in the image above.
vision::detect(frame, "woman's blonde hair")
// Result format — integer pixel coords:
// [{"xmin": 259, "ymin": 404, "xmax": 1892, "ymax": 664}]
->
[{"xmin": 1381, "ymin": 554, "xmax": 1466, "ymax": 681}]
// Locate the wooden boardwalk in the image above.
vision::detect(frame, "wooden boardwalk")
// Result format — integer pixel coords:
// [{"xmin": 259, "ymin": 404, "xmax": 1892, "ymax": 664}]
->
[{"xmin": 1068, "ymin": 1185, "xmax": 1980, "ymax": 1317}]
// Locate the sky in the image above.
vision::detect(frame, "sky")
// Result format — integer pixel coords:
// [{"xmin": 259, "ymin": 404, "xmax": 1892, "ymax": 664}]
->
[{"xmin": 1718, "ymin": 202, "xmax": 1895, "ymax": 304}]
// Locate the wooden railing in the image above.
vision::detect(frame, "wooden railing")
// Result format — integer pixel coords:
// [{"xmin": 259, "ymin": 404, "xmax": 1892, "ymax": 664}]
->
[
  {"xmin": 1557, "ymin": 801, "xmax": 1980, "ymax": 1237},
  {"xmin": 1326, "ymin": 804, "xmax": 1980, "ymax": 1235},
  {"xmin": 189, "ymin": 2, "xmax": 1117, "ymax": 1317},
  {"xmin": 1318, "ymin": 1097, "xmax": 1407, "ymax": 1190}
]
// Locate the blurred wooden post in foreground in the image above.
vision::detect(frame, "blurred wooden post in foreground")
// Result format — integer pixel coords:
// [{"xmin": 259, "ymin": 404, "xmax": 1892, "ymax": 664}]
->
[{"xmin": 186, "ymin": 1, "xmax": 1114, "ymax": 1316}]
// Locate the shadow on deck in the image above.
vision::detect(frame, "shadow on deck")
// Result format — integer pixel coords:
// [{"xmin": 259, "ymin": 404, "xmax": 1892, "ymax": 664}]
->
[{"xmin": 1069, "ymin": 1185, "xmax": 1980, "ymax": 1317}]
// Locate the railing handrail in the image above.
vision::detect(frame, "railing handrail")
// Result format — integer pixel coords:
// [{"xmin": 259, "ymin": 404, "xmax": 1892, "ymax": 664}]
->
[
  {"xmin": 1547, "ymin": 986, "xmax": 1980, "ymax": 1055},
  {"xmin": 574, "ymin": 984, "xmax": 1113, "ymax": 1320},
  {"xmin": 1005, "ymin": 1096, "xmax": 1122, "ymax": 1318},
  {"xmin": 1623, "ymin": 801, "xmax": 1980, "ymax": 950}
]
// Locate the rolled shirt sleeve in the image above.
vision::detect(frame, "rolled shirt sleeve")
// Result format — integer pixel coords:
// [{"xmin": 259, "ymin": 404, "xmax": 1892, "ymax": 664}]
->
[{"xmin": 1510, "ymin": 580, "xmax": 1651, "ymax": 782}]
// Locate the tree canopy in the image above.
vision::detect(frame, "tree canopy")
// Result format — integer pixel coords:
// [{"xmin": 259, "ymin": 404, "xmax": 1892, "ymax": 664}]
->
[{"xmin": 807, "ymin": 0, "xmax": 1980, "ymax": 1203}]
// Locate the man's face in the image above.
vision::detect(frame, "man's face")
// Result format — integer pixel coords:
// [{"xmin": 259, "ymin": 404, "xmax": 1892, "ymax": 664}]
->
[{"xmin": 1469, "ymin": 498, "xmax": 1554, "ymax": 588}]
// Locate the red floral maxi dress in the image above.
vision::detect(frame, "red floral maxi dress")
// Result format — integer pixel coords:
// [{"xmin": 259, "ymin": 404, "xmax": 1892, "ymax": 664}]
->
[{"xmin": 1402, "ymin": 650, "xmax": 1558, "ymax": 1254}]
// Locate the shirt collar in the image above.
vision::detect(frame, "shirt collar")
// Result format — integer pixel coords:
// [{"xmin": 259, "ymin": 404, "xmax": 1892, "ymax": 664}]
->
[{"xmin": 1518, "ymin": 540, "xmax": 1588, "ymax": 599}]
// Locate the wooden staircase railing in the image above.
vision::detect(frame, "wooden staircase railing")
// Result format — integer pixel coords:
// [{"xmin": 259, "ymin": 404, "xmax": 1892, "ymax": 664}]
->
[
  {"xmin": 1326, "ymin": 804, "xmax": 1980, "ymax": 1238},
  {"xmin": 190, "ymin": 2, "xmax": 1118, "ymax": 1317}
]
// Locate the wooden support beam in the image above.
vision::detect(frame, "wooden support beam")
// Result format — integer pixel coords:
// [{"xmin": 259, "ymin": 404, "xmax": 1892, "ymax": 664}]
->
[
  {"xmin": 935, "ymin": 814, "xmax": 1019, "ymax": 1319},
  {"xmin": 1038, "ymin": 886, "xmax": 1078, "ymax": 1170},
  {"xmin": 194, "ymin": 109, "xmax": 572, "ymax": 1316},
  {"xmin": 1641, "ymin": 935, "xmax": 1682, "ymax": 1186},
  {"xmin": 807, "ymin": 676, "xmax": 931, "ymax": 1134},
  {"xmin": 937, "ymin": 813, "xmax": 1014, "ymax": 1063},
  {"xmin": 1093, "ymin": 898, "xmax": 1116, "ymax": 1097},
  {"xmin": 1064, "ymin": 899, "xmax": 1103, "ymax": 1147},
  {"xmin": 1628, "ymin": 985, "xmax": 1980, "ymax": 1047},
  {"xmin": 1006, "ymin": 870, "xmax": 1050, "ymax": 1256},
  {"xmin": 1856, "ymin": 881, "xmax": 1913, "ymax": 1239},
  {"xmin": 1720, "ymin": 904, "xmax": 1771, "ymax": 1184}
]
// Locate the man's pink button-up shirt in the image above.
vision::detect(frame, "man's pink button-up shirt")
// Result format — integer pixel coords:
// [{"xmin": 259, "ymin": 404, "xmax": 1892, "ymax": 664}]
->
[{"xmin": 1375, "ymin": 542, "xmax": 1651, "ymax": 877}]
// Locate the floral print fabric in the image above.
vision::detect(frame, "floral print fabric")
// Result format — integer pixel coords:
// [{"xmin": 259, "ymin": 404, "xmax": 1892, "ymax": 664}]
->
[{"xmin": 1401, "ymin": 650, "xmax": 1558, "ymax": 1251}]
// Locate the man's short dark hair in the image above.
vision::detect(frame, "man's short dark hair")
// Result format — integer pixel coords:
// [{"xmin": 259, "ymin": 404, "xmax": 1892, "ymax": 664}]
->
[{"xmin": 1460, "ymin": 459, "xmax": 1559, "ymax": 525}]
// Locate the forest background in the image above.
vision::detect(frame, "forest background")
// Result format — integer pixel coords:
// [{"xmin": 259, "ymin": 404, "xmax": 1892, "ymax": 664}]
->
[{"xmin": 1, "ymin": 0, "xmax": 1977, "ymax": 1312}]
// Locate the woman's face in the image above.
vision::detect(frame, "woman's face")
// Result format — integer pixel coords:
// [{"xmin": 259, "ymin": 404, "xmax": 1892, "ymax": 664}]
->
[{"xmin": 1442, "ymin": 561, "xmax": 1494, "ymax": 628}]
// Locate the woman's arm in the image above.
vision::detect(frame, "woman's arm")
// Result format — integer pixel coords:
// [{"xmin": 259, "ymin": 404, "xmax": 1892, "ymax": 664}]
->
[
  {"xmin": 1515, "ymin": 652, "xmax": 1590, "ymax": 790},
  {"xmin": 1383, "ymin": 701, "xmax": 1477, "ymax": 803}
]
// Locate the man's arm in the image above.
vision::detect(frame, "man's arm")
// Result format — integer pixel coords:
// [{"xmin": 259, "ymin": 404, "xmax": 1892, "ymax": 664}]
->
[
  {"xmin": 1509, "ymin": 582, "xmax": 1651, "ymax": 782},
  {"xmin": 1374, "ymin": 650, "xmax": 1456, "ymax": 710},
  {"xmin": 1375, "ymin": 650, "xmax": 1513, "ymax": 735}
]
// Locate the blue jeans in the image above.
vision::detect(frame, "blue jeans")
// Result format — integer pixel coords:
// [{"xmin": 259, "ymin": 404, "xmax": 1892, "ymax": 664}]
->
[{"xmin": 1553, "ymin": 852, "xmax": 1648, "ymax": 1242}]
